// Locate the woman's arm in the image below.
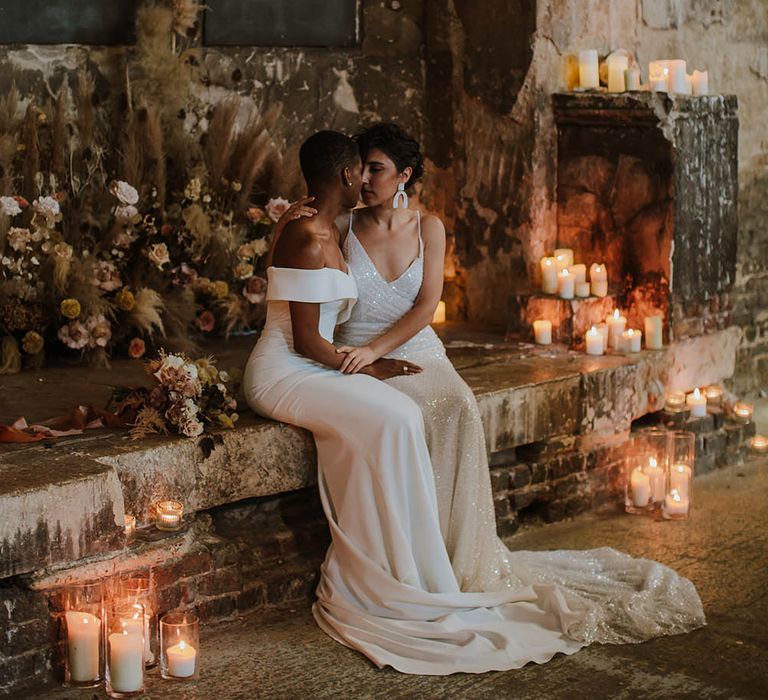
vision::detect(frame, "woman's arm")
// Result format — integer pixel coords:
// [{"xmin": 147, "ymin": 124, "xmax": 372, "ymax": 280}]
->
[{"xmin": 338, "ymin": 214, "xmax": 446, "ymax": 374}]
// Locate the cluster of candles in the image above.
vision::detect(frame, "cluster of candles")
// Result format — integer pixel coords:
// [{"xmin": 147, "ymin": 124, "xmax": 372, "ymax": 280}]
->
[
  {"xmin": 538, "ymin": 249, "xmax": 606, "ymax": 299},
  {"xmin": 63, "ymin": 579, "xmax": 199, "ymax": 697},
  {"xmin": 625, "ymin": 427, "xmax": 695, "ymax": 519},
  {"xmin": 577, "ymin": 50, "xmax": 709, "ymax": 95}
]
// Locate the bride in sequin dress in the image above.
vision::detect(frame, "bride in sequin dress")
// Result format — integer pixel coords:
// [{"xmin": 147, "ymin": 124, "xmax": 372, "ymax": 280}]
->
[{"xmin": 279, "ymin": 123, "xmax": 706, "ymax": 647}]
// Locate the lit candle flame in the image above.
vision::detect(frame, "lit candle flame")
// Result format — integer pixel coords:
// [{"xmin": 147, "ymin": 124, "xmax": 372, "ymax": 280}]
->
[
  {"xmin": 627, "ymin": 329, "xmax": 634, "ymax": 337},
  {"xmin": 613, "ymin": 309, "xmax": 620, "ymax": 320},
  {"xmin": 671, "ymin": 489, "xmax": 681, "ymax": 502},
  {"xmin": 544, "ymin": 258, "xmax": 553, "ymax": 267},
  {"xmin": 561, "ymin": 268, "xmax": 569, "ymax": 276},
  {"xmin": 693, "ymin": 387, "xmax": 701, "ymax": 399},
  {"xmin": 179, "ymin": 640, "xmax": 187, "ymax": 651},
  {"xmin": 588, "ymin": 326, "xmax": 597, "ymax": 336},
  {"xmin": 675, "ymin": 464, "xmax": 685, "ymax": 473},
  {"xmin": 649, "ymin": 457, "xmax": 658, "ymax": 468}
]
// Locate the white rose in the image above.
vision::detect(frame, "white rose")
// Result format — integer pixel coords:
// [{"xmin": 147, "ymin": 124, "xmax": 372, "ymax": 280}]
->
[
  {"xmin": 7, "ymin": 227, "xmax": 31, "ymax": 252},
  {"xmin": 0, "ymin": 196, "xmax": 21, "ymax": 217},
  {"xmin": 33, "ymin": 196, "xmax": 60, "ymax": 217},
  {"xmin": 148, "ymin": 243, "xmax": 171, "ymax": 269},
  {"xmin": 109, "ymin": 180, "xmax": 139, "ymax": 205},
  {"xmin": 251, "ymin": 238, "xmax": 269, "ymax": 257},
  {"xmin": 114, "ymin": 204, "xmax": 139, "ymax": 222}
]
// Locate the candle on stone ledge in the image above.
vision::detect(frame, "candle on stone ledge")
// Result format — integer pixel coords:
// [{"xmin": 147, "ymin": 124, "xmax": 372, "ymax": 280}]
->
[
  {"xmin": 432, "ymin": 301, "xmax": 446, "ymax": 324},
  {"xmin": 644, "ymin": 315, "xmax": 663, "ymax": 349},
  {"xmin": 686, "ymin": 388, "xmax": 707, "ymax": 417},
  {"xmin": 568, "ymin": 263, "xmax": 586, "ymax": 284},
  {"xmin": 625, "ymin": 67, "xmax": 641, "ymax": 90},
  {"xmin": 558, "ymin": 268, "xmax": 575, "ymax": 299},
  {"xmin": 648, "ymin": 60, "xmax": 669, "ymax": 91},
  {"xmin": 607, "ymin": 53, "xmax": 629, "ymax": 92},
  {"xmin": 693, "ymin": 70, "xmax": 709, "ymax": 96},
  {"xmin": 751, "ymin": 435, "xmax": 768, "ymax": 453},
  {"xmin": 589, "ymin": 263, "xmax": 608, "ymax": 297},
  {"xmin": 705, "ymin": 385, "xmax": 723, "ymax": 407},
  {"xmin": 619, "ymin": 328, "xmax": 642, "ymax": 353},
  {"xmin": 540, "ymin": 256, "xmax": 558, "ymax": 294},
  {"xmin": 578, "ymin": 50, "xmax": 599, "ymax": 89},
  {"xmin": 533, "ymin": 320, "xmax": 552, "ymax": 345},
  {"xmin": 597, "ymin": 322, "xmax": 609, "ymax": 351},
  {"xmin": 733, "ymin": 401, "xmax": 754, "ymax": 423},
  {"xmin": 585, "ymin": 326, "xmax": 604, "ymax": 356},
  {"xmin": 606, "ymin": 309, "xmax": 627, "ymax": 350},
  {"xmin": 665, "ymin": 390, "xmax": 687, "ymax": 413},
  {"xmin": 155, "ymin": 500, "xmax": 184, "ymax": 532},
  {"xmin": 554, "ymin": 249, "xmax": 573, "ymax": 271},
  {"xmin": 575, "ymin": 281, "xmax": 591, "ymax": 298}
]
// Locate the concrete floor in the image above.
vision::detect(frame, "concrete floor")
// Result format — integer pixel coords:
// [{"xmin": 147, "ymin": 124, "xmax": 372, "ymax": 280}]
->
[{"xmin": 28, "ymin": 452, "xmax": 768, "ymax": 700}]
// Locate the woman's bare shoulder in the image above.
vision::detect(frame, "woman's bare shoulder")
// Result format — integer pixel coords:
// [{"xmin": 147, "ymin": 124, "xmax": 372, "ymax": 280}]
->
[
  {"xmin": 272, "ymin": 220, "xmax": 325, "ymax": 270},
  {"xmin": 420, "ymin": 212, "xmax": 446, "ymax": 240}
]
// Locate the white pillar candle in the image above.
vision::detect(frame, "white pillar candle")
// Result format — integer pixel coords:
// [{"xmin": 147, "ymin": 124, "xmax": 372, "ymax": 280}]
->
[
  {"xmin": 554, "ymin": 248, "xmax": 574, "ymax": 268},
  {"xmin": 630, "ymin": 467, "xmax": 651, "ymax": 507},
  {"xmin": 684, "ymin": 74, "xmax": 694, "ymax": 95},
  {"xmin": 607, "ymin": 54, "xmax": 629, "ymax": 92},
  {"xmin": 669, "ymin": 463, "xmax": 692, "ymax": 500},
  {"xmin": 589, "ymin": 263, "xmax": 608, "ymax": 297},
  {"xmin": 625, "ymin": 67, "xmax": 641, "ymax": 90},
  {"xmin": 585, "ymin": 326, "xmax": 604, "ymax": 356},
  {"xmin": 575, "ymin": 281, "xmax": 591, "ymax": 298},
  {"xmin": 540, "ymin": 257, "xmax": 558, "ymax": 294},
  {"xmin": 109, "ymin": 632, "xmax": 144, "ymax": 693},
  {"xmin": 664, "ymin": 489, "xmax": 689, "ymax": 517},
  {"xmin": 578, "ymin": 50, "xmax": 599, "ymax": 89},
  {"xmin": 120, "ymin": 605, "xmax": 151, "ymax": 663},
  {"xmin": 558, "ymin": 268, "xmax": 575, "ymax": 299},
  {"xmin": 591, "ymin": 279, "xmax": 608, "ymax": 297},
  {"xmin": 692, "ymin": 70, "xmax": 709, "ymax": 96},
  {"xmin": 597, "ymin": 322, "xmax": 609, "ymax": 350},
  {"xmin": 644, "ymin": 315, "xmax": 663, "ymax": 349},
  {"xmin": 648, "ymin": 61, "xmax": 668, "ymax": 91},
  {"xmin": 431, "ymin": 300, "xmax": 446, "ymax": 324},
  {"xmin": 167, "ymin": 640, "xmax": 197, "ymax": 678},
  {"xmin": 645, "ymin": 457, "xmax": 666, "ymax": 503},
  {"xmin": 65, "ymin": 612, "xmax": 101, "ymax": 683},
  {"xmin": 606, "ymin": 309, "xmax": 627, "ymax": 349},
  {"xmin": 686, "ymin": 387, "xmax": 707, "ymax": 417},
  {"xmin": 619, "ymin": 328, "xmax": 642, "ymax": 352},
  {"xmin": 667, "ymin": 60, "xmax": 688, "ymax": 93},
  {"xmin": 533, "ymin": 320, "xmax": 552, "ymax": 345},
  {"xmin": 568, "ymin": 263, "xmax": 586, "ymax": 284}
]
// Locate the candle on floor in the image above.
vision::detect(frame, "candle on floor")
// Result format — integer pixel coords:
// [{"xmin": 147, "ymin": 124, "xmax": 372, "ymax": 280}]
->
[
  {"xmin": 705, "ymin": 385, "xmax": 723, "ymax": 407},
  {"xmin": 568, "ymin": 263, "xmax": 586, "ymax": 284},
  {"xmin": 686, "ymin": 388, "xmax": 707, "ymax": 417},
  {"xmin": 533, "ymin": 320, "xmax": 552, "ymax": 345},
  {"xmin": 619, "ymin": 328, "xmax": 642, "ymax": 353},
  {"xmin": 166, "ymin": 640, "xmax": 197, "ymax": 678},
  {"xmin": 663, "ymin": 489, "xmax": 689, "ymax": 519},
  {"xmin": 124, "ymin": 514, "xmax": 136, "ymax": 541},
  {"xmin": 607, "ymin": 54, "xmax": 629, "ymax": 92},
  {"xmin": 669, "ymin": 463, "xmax": 692, "ymax": 500},
  {"xmin": 585, "ymin": 326, "xmax": 604, "ymax": 356},
  {"xmin": 432, "ymin": 301, "xmax": 446, "ymax": 324},
  {"xmin": 751, "ymin": 435, "xmax": 768, "ymax": 453},
  {"xmin": 540, "ymin": 256, "xmax": 558, "ymax": 294},
  {"xmin": 665, "ymin": 390, "xmax": 687, "ymax": 413},
  {"xmin": 578, "ymin": 50, "xmax": 600, "ymax": 89},
  {"xmin": 575, "ymin": 281, "xmax": 591, "ymax": 298},
  {"xmin": 644, "ymin": 315, "xmax": 663, "ymax": 349},
  {"xmin": 630, "ymin": 467, "xmax": 651, "ymax": 507},
  {"xmin": 606, "ymin": 309, "xmax": 627, "ymax": 350},
  {"xmin": 733, "ymin": 401, "xmax": 754, "ymax": 423},
  {"xmin": 155, "ymin": 500, "xmax": 184, "ymax": 532},
  {"xmin": 589, "ymin": 263, "xmax": 608, "ymax": 297},
  {"xmin": 645, "ymin": 456, "xmax": 666, "ymax": 503},
  {"xmin": 108, "ymin": 631, "xmax": 144, "ymax": 693},
  {"xmin": 558, "ymin": 268, "xmax": 575, "ymax": 300},
  {"xmin": 692, "ymin": 70, "xmax": 709, "ymax": 95},
  {"xmin": 65, "ymin": 612, "xmax": 101, "ymax": 684},
  {"xmin": 625, "ymin": 67, "xmax": 641, "ymax": 90}
]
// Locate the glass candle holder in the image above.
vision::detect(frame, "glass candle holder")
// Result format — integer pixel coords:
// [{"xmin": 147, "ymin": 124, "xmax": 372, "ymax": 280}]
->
[
  {"xmin": 119, "ymin": 576, "xmax": 158, "ymax": 668},
  {"xmin": 705, "ymin": 384, "xmax": 723, "ymax": 407},
  {"xmin": 124, "ymin": 515, "xmax": 136, "ymax": 541},
  {"xmin": 733, "ymin": 401, "xmax": 754, "ymax": 423},
  {"xmin": 106, "ymin": 603, "xmax": 145, "ymax": 698},
  {"xmin": 751, "ymin": 435, "xmax": 768, "ymax": 453},
  {"xmin": 666, "ymin": 430, "xmax": 694, "ymax": 510},
  {"xmin": 624, "ymin": 442, "xmax": 654, "ymax": 514},
  {"xmin": 665, "ymin": 390, "xmax": 687, "ymax": 413},
  {"xmin": 63, "ymin": 581, "xmax": 104, "ymax": 688},
  {"xmin": 160, "ymin": 611, "xmax": 200, "ymax": 680},
  {"xmin": 155, "ymin": 500, "xmax": 184, "ymax": 531},
  {"xmin": 637, "ymin": 426, "xmax": 668, "ymax": 504}
]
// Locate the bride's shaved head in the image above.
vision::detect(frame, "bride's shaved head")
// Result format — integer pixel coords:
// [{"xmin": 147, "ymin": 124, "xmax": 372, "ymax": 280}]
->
[{"xmin": 299, "ymin": 130, "xmax": 360, "ymax": 186}]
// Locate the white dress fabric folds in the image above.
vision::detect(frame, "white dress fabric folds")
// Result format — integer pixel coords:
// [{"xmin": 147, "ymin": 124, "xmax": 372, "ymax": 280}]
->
[
  {"xmin": 244, "ymin": 265, "xmax": 589, "ymax": 675},
  {"xmin": 335, "ymin": 211, "xmax": 706, "ymax": 648}
]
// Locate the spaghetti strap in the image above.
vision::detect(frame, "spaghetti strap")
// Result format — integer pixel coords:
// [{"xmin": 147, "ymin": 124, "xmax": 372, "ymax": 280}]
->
[
  {"xmin": 417, "ymin": 210, "xmax": 423, "ymax": 256},
  {"xmin": 348, "ymin": 210, "xmax": 354, "ymax": 235}
]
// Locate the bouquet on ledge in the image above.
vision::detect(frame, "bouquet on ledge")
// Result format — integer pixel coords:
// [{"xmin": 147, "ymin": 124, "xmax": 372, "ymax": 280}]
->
[{"xmin": 111, "ymin": 350, "xmax": 240, "ymax": 439}]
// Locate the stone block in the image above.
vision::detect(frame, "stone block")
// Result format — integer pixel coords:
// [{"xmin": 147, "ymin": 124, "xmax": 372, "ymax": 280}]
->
[
  {"xmin": 704, "ymin": 431, "xmax": 727, "ymax": 457},
  {"xmin": 509, "ymin": 464, "xmax": 532, "ymax": 489},
  {"xmin": 709, "ymin": 407, "xmax": 725, "ymax": 429},
  {"xmin": 695, "ymin": 453, "xmax": 717, "ymax": 475},
  {"xmin": 685, "ymin": 414, "xmax": 716, "ymax": 434}
]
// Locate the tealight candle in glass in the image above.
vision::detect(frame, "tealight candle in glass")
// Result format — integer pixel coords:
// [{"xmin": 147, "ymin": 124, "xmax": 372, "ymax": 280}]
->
[
  {"xmin": 665, "ymin": 390, "xmax": 687, "ymax": 413},
  {"xmin": 160, "ymin": 611, "xmax": 200, "ymax": 681},
  {"xmin": 686, "ymin": 388, "xmax": 707, "ymax": 417},
  {"xmin": 106, "ymin": 603, "xmax": 145, "ymax": 698},
  {"xmin": 666, "ymin": 430, "xmax": 695, "ymax": 504},
  {"xmin": 624, "ymin": 442, "xmax": 654, "ymax": 514},
  {"xmin": 733, "ymin": 401, "xmax": 754, "ymax": 423},
  {"xmin": 638, "ymin": 426, "xmax": 668, "ymax": 504},
  {"xmin": 63, "ymin": 581, "xmax": 104, "ymax": 688},
  {"xmin": 120, "ymin": 576, "xmax": 158, "ymax": 668},
  {"xmin": 155, "ymin": 500, "xmax": 184, "ymax": 531},
  {"xmin": 704, "ymin": 385, "xmax": 723, "ymax": 407},
  {"xmin": 751, "ymin": 435, "xmax": 768, "ymax": 453}
]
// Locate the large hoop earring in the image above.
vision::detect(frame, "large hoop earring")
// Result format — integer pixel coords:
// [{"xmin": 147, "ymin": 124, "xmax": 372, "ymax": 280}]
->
[{"xmin": 392, "ymin": 182, "xmax": 409, "ymax": 209}]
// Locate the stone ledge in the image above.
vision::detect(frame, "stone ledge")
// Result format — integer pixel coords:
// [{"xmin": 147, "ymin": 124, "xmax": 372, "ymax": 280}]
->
[{"xmin": 0, "ymin": 325, "xmax": 741, "ymax": 578}]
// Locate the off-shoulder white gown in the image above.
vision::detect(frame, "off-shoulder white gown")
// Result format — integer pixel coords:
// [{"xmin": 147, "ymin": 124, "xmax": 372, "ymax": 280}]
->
[
  {"xmin": 335, "ymin": 211, "xmax": 706, "ymax": 647},
  {"xmin": 244, "ymin": 265, "xmax": 590, "ymax": 674}
]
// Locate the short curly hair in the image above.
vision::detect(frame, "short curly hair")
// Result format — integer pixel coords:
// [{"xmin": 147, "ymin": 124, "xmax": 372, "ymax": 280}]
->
[{"xmin": 354, "ymin": 122, "xmax": 425, "ymax": 190}]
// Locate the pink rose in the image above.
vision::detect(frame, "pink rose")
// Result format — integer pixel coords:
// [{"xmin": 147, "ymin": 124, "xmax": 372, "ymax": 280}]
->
[
  {"xmin": 266, "ymin": 197, "xmax": 290, "ymax": 223},
  {"xmin": 243, "ymin": 275, "xmax": 267, "ymax": 304},
  {"xmin": 128, "ymin": 337, "xmax": 146, "ymax": 359},
  {"xmin": 58, "ymin": 321, "xmax": 90, "ymax": 350},
  {"xmin": 197, "ymin": 310, "xmax": 216, "ymax": 332}
]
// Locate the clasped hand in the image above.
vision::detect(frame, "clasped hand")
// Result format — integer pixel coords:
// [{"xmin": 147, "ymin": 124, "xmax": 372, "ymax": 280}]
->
[{"xmin": 337, "ymin": 345, "xmax": 422, "ymax": 379}]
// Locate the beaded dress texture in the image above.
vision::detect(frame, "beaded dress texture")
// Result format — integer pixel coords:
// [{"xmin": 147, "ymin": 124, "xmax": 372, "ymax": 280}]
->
[{"xmin": 336, "ymin": 210, "xmax": 706, "ymax": 647}]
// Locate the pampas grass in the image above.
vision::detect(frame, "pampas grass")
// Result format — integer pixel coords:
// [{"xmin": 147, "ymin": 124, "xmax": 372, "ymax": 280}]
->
[
  {"xmin": 205, "ymin": 97, "xmax": 240, "ymax": 189},
  {"xmin": 142, "ymin": 104, "xmax": 166, "ymax": 208},
  {"xmin": 76, "ymin": 69, "xmax": 95, "ymax": 152},
  {"xmin": 51, "ymin": 90, "xmax": 68, "ymax": 180},
  {"xmin": 128, "ymin": 287, "xmax": 166, "ymax": 337},
  {"xmin": 21, "ymin": 104, "xmax": 40, "ymax": 201},
  {"xmin": 158, "ymin": 287, "xmax": 199, "ymax": 355}
]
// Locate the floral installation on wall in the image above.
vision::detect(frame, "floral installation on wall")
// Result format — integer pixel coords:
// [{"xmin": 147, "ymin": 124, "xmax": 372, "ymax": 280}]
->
[{"xmin": 0, "ymin": 0, "xmax": 296, "ymax": 377}]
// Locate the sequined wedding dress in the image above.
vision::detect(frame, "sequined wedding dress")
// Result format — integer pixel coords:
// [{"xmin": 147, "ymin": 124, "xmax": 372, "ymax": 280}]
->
[
  {"xmin": 244, "ymin": 265, "xmax": 590, "ymax": 674},
  {"xmin": 336, "ymin": 211, "xmax": 706, "ymax": 646}
]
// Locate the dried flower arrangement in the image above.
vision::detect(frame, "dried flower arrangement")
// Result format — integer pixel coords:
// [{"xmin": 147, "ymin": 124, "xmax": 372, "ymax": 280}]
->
[{"xmin": 0, "ymin": 0, "xmax": 292, "ymax": 374}]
